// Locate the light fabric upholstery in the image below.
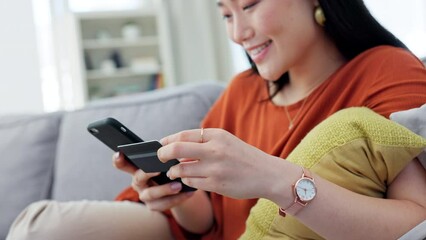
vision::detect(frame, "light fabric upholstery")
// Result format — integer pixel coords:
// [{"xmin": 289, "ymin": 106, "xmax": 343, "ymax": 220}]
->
[
  {"xmin": 52, "ymin": 83, "xmax": 224, "ymax": 201},
  {"xmin": 390, "ymin": 103, "xmax": 426, "ymax": 168},
  {"xmin": 0, "ymin": 113, "xmax": 62, "ymax": 240},
  {"xmin": 0, "ymin": 85, "xmax": 423, "ymax": 239},
  {"xmin": 0, "ymin": 83, "xmax": 224, "ymax": 239}
]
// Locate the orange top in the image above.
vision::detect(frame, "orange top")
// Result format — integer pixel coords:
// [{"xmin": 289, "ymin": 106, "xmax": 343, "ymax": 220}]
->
[{"xmin": 115, "ymin": 46, "xmax": 426, "ymax": 240}]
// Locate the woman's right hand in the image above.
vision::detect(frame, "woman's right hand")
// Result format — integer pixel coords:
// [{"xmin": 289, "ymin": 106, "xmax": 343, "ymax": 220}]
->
[{"xmin": 112, "ymin": 152, "xmax": 195, "ymax": 212}]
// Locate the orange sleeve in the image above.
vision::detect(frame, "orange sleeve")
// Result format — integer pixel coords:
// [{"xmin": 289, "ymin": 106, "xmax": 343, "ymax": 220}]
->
[
  {"xmin": 114, "ymin": 186, "xmax": 140, "ymax": 202},
  {"xmin": 362, "ymin": 47, "xmax": 426, "ymax": 117}
]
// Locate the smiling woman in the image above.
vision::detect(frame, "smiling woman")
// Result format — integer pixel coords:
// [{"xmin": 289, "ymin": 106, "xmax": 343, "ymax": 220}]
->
[
  {"xmin": 121, "ymin": 0, "xmax": 426, "ymax": 239},
  {"xmin": 6, "ymin": 0, "xmax": 426, "ymax": 240}
]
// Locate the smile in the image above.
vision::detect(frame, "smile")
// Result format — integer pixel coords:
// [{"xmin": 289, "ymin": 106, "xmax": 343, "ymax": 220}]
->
[{"xmin": 247, "ymin": 40, "xmax": 272, "ymax": 62}]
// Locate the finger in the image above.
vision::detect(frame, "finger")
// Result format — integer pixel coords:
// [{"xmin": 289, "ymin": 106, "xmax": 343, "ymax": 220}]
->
[
  {"xmin": 181, "ymin": 178, "xmax": 212, "ymax": 192},
  {"xmin": 145, "ymin": 191, "xmax": 195, "ymax": 212},
  {"xmin": 112, "ymin": 152, "xmax": 138, "ymax": 174},
  {"xmin": 132, "ymin": 170, "xmax": 161, "ymax": 191},
  {"xmin": 139, "ymin": 181, "xmax": 184, "ymax": 202},
  {"xmin": 158, "ymin": 142, "xmax": 206, "ymax": 163},
  {"xmin": 160, "ymin": 128, "xmax": 210, "ymax": 145},
  {"xmin": 167, "ymin": 161, "xmax": 207, "ymax": 180}
]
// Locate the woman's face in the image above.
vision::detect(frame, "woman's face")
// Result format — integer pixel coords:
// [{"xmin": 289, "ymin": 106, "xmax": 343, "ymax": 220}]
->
[{"xmin": 217, "ymin": 0, "xmax": 320, "ymax": 80}]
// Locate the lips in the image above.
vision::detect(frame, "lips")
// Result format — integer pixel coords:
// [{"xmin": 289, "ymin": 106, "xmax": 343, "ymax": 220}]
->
[{"xmin": 246, "ymin": 40, "xmax": 272, "ymax": 63}]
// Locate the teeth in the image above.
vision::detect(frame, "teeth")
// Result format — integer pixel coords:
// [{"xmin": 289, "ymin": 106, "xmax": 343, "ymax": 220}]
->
[{"xmin": 249, "ymin": 41, "xmax": 271, "ymax": 57}]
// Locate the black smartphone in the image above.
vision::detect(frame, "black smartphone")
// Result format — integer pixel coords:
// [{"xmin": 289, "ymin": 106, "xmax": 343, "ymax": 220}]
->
[{"xmin": 87, "ymin": 117, "xmax": 196, "ymax": 192}]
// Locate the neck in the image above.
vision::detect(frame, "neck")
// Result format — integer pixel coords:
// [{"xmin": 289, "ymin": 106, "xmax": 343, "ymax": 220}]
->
[{"xmin": 272, "ymin": 40, "xmax": 346, "ymax": 106}]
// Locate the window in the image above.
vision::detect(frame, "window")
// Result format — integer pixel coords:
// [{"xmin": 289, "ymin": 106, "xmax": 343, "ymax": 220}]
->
[
  {"xmin": 68, "ymin": 0, "xmax": 145, "ymax": 12},
  {"xmin": 364, "ymin": 0, "xmax": 426, "ymax": 58}
]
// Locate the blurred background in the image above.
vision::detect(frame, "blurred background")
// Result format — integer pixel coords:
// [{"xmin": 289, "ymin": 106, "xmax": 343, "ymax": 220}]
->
[{"xmin": 0, "ymin": 0, "xmax": 425, "ymax": 115}]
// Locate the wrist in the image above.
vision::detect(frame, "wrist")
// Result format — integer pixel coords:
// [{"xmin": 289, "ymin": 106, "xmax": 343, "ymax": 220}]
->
[
  {"xmin": 265, "ymin": 159, "xmax": 318, "ymax": 217},
  {"xmin": 172, "ymin": 190, "xmax": 213, "ymax": 234},
  {"xmin": 279, "ymin": 167, "xmax": 317, "ymax": 217},
  {"xmin": 266, "ymin": 159, "xmax": 302, "ymax": 206}
]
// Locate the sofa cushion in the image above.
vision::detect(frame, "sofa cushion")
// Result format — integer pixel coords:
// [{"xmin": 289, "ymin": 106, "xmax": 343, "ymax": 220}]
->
[
  {"xmin": 390, "ymin": 104, "xmax": 426, "ymax": 168},
  {"xmin": 0, "ymin": 113, "xmax": 62, "ymax": 239},
  {"xmin": 52, "ymin": 83, "xmax": 224, "ymax": 201}
]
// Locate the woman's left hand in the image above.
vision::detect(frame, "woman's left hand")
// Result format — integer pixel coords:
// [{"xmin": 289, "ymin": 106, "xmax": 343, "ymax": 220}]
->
[{"xmin": 158, "ymin": 128, "xmax": 281, "ymax": 199}]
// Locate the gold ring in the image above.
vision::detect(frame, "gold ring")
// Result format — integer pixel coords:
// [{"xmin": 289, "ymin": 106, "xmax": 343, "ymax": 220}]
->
[{"xmin": 200, "ymin": 128, "xmax": 204, "ymax": 143}]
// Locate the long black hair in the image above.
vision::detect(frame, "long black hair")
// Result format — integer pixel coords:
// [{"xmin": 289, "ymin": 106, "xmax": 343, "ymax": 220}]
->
[{"xmin": 248, "ymin": 0, "xmax": 407, "ymax": 97}]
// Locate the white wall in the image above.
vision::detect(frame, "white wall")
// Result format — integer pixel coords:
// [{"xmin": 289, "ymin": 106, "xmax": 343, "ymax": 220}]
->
[
  {"xmin": 165, "ymin": 0, "xmax": 234, "ymax": 84},
  {"xmin": 0, "ymin": 0, "xmax": 43, "ymax": 115},
  {"xmin": 365, "ymin": 0, "xmax": 426, "ymax": 58}
]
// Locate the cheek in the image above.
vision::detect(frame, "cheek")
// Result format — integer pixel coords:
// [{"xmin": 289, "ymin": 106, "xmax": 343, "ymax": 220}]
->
[
  {"xmin": 255, "ymin": 9, "xmax": 281, "ymax": 36},
  {"xmin": 258, "ymin": 0, "xmax": 295, "ymax": 33}
]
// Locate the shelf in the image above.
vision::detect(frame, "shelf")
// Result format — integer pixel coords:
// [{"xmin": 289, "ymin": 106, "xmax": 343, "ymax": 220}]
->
[
  {"xmin": 70, "ymin": 4, "xmax": 175, "ymax": 106},
  {"xmin": 77, "ymin": 9, "xmax": 157, "ymax": 20},
  {"xmin": 86, "ymin": 66, "xmax": 160, "ymax": 80},
  {"xmin": 83, "ymin": 36, "xmax": 158, "ymax": 49}
]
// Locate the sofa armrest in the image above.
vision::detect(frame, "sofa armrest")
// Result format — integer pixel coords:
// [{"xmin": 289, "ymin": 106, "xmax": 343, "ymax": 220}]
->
[
  {"xmin": 398, "ymin": 220, "xmax": 426, "ymax": 240},
  {"xmin": 0, "ymin": 112, "xmax": 63, "ymax": 239}
]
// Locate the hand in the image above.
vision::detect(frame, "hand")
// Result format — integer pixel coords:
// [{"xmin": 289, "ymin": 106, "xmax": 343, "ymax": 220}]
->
[
  {"xmin": 112, "ymin": 152, "xmax": 194, "ymax": 211},
  {"xmin": 158, "ymin": 128, "xmax": 282, "ymax": 199}
]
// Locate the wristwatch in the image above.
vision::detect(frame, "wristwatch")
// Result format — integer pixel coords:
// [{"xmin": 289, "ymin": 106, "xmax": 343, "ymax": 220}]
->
[{"xmin": 279, "ymin": 167, "xmax": 317, "ymax": 217}]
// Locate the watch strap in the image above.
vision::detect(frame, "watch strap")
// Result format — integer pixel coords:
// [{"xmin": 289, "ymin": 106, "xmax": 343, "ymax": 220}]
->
[{"xmin": 279, "ymin": 200, "xmax": 304, "ymax": 217}]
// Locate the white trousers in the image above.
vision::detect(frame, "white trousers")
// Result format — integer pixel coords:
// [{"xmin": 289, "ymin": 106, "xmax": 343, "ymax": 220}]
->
[{"xmin": 6, "ymin": 200, "xmax": 174, "ymax": 240}]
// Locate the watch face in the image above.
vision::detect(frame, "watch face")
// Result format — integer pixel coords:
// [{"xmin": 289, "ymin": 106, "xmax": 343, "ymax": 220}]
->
[{"xmin": 295, "ymin": 178, "xmax": 316, "ymax": 202}]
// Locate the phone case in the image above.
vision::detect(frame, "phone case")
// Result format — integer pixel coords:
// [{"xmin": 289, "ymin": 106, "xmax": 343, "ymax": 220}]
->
[
  {"xmin": 87, "ymin": 117, "xmax": 143, "ymax": 152},
  {"xmin": 87, "ymin": 117, "xmax": 196, "ymax": 192}
]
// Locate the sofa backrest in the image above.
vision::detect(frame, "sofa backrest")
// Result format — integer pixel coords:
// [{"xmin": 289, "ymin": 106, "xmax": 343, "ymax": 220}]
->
[
  {"xmin": 0, "ymin": 112, "xmax": 63, "ymax": 239},
  {"xmin": 51, "ymin": 83, "xmax": 224, "ymax": 201}
]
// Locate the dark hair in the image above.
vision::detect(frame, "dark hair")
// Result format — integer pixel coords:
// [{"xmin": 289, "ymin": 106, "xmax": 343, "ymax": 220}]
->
[{"xmin": 248, "ymin": 0, "xmax": 407, "ymax": 97}]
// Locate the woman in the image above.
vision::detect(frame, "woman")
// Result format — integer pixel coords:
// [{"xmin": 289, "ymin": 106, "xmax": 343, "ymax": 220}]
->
[
  {"xmin": 116, "ymin": 0, "xmax": 426, "ymax": 239},
  {"xmin": 7, "ymin": 0, "xmax": 426, "ymax": 239}
]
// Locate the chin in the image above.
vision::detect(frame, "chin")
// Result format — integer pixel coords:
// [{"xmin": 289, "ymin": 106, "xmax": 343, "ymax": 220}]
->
[{"xmin": 258, "ymin": 69, "xmax": 282, "ymax": 81}]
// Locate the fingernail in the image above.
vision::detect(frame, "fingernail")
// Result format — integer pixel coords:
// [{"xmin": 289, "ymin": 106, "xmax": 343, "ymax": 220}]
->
[
  {"xmin": 166, "ymin": 170, "xmax": 171, "ymax": 178},
  {"xmin": 157, "ymin": 148, "xmax": 162, "ymax": 159},
  {"xmin": 114, "ymin": 152, "xmax": 120, "ymax": 159},
  {"xmin": 170, "ymin": 182, "xmax": 181, "ymax": 191}
]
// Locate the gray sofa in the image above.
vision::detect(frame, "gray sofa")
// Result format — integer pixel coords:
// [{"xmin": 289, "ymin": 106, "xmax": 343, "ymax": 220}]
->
[
  {"xmin": 0, "ymin": 83, "xmax": 225, "ymax": 239},
  {"xmin": 1, "ymin": 82, "xmax": 424, "ymax": 239}
]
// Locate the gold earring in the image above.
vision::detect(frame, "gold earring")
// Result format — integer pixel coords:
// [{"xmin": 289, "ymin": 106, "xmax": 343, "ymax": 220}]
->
[{"xmin": 314, "ymin": 6, "xmax": 326, "ymax": 27}]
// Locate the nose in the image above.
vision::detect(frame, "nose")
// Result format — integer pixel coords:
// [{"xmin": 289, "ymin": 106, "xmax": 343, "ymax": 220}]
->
[{"xmin": 231, "ymin": 16, "xmax": 254, "ymax": 44}]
